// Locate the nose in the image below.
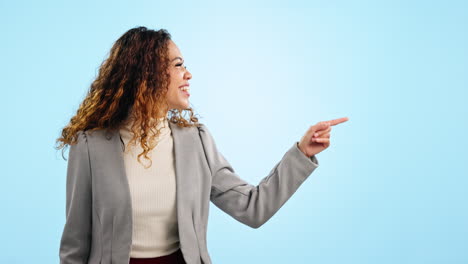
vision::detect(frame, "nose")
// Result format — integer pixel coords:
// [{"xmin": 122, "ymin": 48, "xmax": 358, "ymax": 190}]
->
[{"xmin": 184, "ymin": 68, "xmax": 192, "ymax": 80}]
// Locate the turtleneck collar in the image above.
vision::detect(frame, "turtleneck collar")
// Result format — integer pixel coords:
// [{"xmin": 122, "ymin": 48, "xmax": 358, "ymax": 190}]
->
[{"xmin": 120, "ymin": 113, "xmax": 171, "ymax": 141}]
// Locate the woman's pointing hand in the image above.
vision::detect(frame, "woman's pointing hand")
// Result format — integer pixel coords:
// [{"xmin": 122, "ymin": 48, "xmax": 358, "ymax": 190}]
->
[{"xmin": 297, "ymin": 117, "xmax": 349, "ymax": 157}]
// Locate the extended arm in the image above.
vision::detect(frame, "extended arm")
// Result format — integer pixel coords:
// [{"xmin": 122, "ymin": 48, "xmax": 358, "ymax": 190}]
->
[{"xmin": 198, "ymin": 124, "xmax": 319, "ymax": 229}]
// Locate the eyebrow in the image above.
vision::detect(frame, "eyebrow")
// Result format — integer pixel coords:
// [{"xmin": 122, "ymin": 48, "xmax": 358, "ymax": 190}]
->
[{"xmin": 171, "ymin": 56, "xmax": 184, "ymax": 62}]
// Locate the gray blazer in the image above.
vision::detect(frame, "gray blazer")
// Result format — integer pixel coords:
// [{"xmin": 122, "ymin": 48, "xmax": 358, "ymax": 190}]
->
[{"xmin": 59, "ymin": 122, "xmax": 319, "ymax": 264}]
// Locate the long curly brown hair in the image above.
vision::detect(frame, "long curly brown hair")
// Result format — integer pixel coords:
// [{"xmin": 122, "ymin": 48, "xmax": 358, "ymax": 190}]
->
[{"xmin": 55, "ymin": 26, "xmax": 201, "ymax": 168}]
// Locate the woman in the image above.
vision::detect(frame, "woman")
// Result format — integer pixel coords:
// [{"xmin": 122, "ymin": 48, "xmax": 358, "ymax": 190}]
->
[{"xmin": 55, "ymin": 26, "xmax": 348, "ymax": 264}]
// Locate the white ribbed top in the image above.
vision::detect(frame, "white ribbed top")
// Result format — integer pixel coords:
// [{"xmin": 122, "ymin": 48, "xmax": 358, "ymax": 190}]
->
[{"xmin": 119, "ymin": 116, "xmax": 180, "ymax": 258}]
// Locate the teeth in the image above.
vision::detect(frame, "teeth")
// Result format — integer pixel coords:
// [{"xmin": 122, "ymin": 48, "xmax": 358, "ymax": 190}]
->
[{"xmin": 180, "ymin": 86, "xmax": 190, "ymax": 91}]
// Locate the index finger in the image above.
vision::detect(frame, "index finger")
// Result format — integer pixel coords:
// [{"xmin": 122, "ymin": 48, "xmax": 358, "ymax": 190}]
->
[{"xmin": 326, "ymin": 117, "xmax": 349, "ymax": 126}]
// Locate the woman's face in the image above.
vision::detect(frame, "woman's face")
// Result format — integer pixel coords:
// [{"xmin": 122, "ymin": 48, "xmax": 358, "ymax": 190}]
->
[{"xmin": 165, "ymin": 40, "xmax": 192, "ymax": 111}]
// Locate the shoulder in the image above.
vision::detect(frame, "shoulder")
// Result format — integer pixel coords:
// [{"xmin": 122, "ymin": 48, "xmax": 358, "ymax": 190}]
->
[
  {"xmin": 67, "ymin": 130, "xmax": 91, "ymax": 161},
  {"xmin": 196, "ymin": 122, "xmax": 218, "ymax": 134},
  {"xmin": 72, "ymin": 130, "xmax": 89, "ymax": 146},
  {"xmin": 196, "ymin": 122, "xmax": 219, "ymax": 150},
  {"xmin": 196, "ymin": 122, "xmax": 208, "ymax": 133},
  {"xmin": 69, "ymin": 129, "xmax": 113, "ymax": 155},
  {"xmin": 77, "ymin": 128, "xmax": 115, "ymax": 142},
  {"xmin": 168, "ymin": 120, "xmax": 208, "ymax": 135},
  {"xmin": 196, "ymin": 122, "xmax": 213, "ymax": 138}
]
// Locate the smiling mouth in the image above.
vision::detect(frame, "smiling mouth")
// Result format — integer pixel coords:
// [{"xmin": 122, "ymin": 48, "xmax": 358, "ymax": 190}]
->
[
  {"xmin": 180, "ymin": 89, "xmax": 190, "ymax": 97},
  {"xmin": 179, "ymin": 86, "xmax": 190, "ymax": 97}
]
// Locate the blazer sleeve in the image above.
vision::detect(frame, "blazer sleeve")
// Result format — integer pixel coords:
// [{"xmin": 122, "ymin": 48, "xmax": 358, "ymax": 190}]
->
[
  {"xmin": 197, "ymin": 124, "xmax": 319, "ymax": 229},
  {"xmin": 59, "ymin": 131, "xmax": 92, "ymax": 264}
]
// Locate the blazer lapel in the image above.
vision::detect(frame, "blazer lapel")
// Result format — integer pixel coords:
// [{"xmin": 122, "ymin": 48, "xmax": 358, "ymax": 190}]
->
[{"xmin": 168, "ymin": 121, "xmax": 201, "ymax": 257}]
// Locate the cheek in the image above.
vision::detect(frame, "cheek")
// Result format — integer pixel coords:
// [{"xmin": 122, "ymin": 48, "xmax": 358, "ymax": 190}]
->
[{"xmin": 168, "ymin": 87, "xmax": 180, "ymax": 99}]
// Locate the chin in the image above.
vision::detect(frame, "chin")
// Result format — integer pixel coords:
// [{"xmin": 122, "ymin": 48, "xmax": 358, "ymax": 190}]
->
[
  {"xmin": 168, "ymin": 99, "xmax": 190, "ymax": 111},
  {"xmin": 174, "ymin": 104, "xmax": 190, "ymax": 111},
  {"xmin": 179, "ymin": 101, "xmax": 190, "ymax": 110}
]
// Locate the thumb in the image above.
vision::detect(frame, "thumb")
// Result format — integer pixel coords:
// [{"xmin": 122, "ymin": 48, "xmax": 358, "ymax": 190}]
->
[{"xmin": 312, "ymin": 122, "xmax": 330, "ymax": 133}]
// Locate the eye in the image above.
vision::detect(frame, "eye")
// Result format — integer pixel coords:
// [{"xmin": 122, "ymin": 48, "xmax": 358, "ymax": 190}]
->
[{"xmin": 176, "ymin": 63, "xmax": 187, "ymax": 69}]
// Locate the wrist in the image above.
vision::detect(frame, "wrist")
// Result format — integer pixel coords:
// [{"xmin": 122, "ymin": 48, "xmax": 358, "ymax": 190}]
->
[{"xmin": 296, "ymin": 142, "xmax": 309, "ymax": 157}]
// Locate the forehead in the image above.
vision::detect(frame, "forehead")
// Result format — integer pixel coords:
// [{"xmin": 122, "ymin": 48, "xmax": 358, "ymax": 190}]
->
[{"xmin": 168, "ymin": 40, "xmax": 182, "ymax": 59}]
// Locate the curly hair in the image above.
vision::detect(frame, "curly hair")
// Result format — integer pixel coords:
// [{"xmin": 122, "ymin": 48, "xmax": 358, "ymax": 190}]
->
[{"xmin": 55, "ymin": 26, "xmax": 201, "ymax": 168}]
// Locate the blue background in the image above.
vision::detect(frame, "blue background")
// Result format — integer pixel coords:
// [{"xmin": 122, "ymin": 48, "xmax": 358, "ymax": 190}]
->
[{"xmin": 1, "ymin": 0, "xmax": 467, "ymax": 263}]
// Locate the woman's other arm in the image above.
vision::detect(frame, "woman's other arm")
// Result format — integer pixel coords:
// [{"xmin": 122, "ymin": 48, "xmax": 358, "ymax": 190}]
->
[{"xmin": 59, "ymin": 131, "xmax": 92, "ymax": 264}]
